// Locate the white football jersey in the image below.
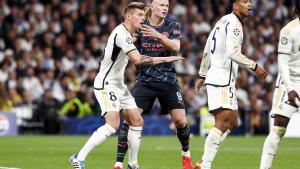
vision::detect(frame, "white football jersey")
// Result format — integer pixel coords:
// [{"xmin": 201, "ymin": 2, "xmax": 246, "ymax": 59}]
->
[
  {"xmin": 94, "ymin": 24, "xmax": 136, "ymax": 89},
  {"xmin": 198, "ymin": 13, "xmax": 256, "ymax": 86},
  {"xmin": 276, "ymin": 18, "xmax": 300, "ymax": 89}
]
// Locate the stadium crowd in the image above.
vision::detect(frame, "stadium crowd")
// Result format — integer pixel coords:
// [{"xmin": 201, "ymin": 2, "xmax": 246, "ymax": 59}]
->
[{"xmin": 0, "ymin": 0, "xmax": 295, "ymax": 134}]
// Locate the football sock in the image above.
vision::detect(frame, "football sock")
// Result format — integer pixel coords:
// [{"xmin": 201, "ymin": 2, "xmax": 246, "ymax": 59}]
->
[
  {"xmin": 177, "ymin": 125, "xmax": 191, "ymax": 152},
  {"xmin": 115, "ymin": 123, "xmax": 129, "ymax": 164},
  {"xmin": 201, "ymin": 127, "xmax": 223, "ymax": 169},
  {"xmin": 260, "ymin": 126, "xmax": 286, "ymax": 169},
  {"xmin": 128, "ymin": 126, "xmax": 143, "ymax": 166},
  {"xmin": 77, "ymin": 123, "xmax": 116, "ymax": 161},
  {"xmin": 221, "ymin": 129, "xmax": 231, "ymax": 142}
]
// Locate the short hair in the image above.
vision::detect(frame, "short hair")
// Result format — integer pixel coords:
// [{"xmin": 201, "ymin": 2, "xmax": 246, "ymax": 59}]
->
[
  {"xmin": 230, "ymin": 0, "xmax": 240, "ymax": 5},
  {"xmin": 124, "ymin": 2, "xmax": 145, "ymax": 15}
]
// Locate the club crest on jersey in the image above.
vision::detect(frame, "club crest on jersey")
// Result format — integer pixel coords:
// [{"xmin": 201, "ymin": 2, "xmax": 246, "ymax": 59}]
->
[
  {"xmin": 176, "ymin": 92, "xmax": 183, "ymax": 101},
  {"xmin": 233, "ymin": 29, "xmax": 240, "ymax": 36},
  {"xmin": 126, "ymin": 37, "xmax": 133, "ymax": 44},
  {"xmin": 281, "ymin": 37, "xmax": 288, "ymax": 45}
]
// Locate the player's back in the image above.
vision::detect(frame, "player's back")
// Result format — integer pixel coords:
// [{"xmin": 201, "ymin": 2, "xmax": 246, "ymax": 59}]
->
[
  {"xmin": 94, "ymin": 24, "xmax": 136, "ymax": 89},
  {"xmin": 205, "ymin": 13, "xmax": 243, "ymax": 86},
  {"xmin": 278, "ymin": 18, "xmax": 300, "ymax": 86}
]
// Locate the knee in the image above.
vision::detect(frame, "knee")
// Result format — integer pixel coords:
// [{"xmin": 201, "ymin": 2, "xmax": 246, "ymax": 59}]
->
[
  {"xmin": 107, "ymin": 121, "xmax": 120, "ymax": 130},
  {"xmin": 174, "ymin": 118, "xmax": 187, "ymax": 128},
  {"xmin": 130, "ymin": 116, "xmax": 144, "ymax": 127},
  {"xmin": 230, "ymin": 120, "xmax": 238, "ymax": 130}
]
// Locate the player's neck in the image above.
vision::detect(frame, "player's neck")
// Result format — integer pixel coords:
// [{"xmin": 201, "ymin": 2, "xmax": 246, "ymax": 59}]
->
[
  {"xmin": 149, "ymin": 15, "xmax": 164, "ymax": 26},
  {"xmin": 123, "ymin": 22, "xmax": 135, "ymax": 35},
  {"xmin": 233, "ymin": 11, "xmax": 244, "ymax": 22}
]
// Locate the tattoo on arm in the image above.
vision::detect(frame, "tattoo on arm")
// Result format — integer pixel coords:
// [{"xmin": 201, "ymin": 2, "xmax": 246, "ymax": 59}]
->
[{"xmin": 140, "ymin": 55, "xmax": 154, "ymax": 66}]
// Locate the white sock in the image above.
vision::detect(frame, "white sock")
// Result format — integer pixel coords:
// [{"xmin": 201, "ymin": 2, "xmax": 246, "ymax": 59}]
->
[
  {"xmin": 221, "ymin": 129, "xmax": 231, "ymax": 142},
  {"xmin": 201, "ymin": 127, "xmax": 223, "ymax": 169},
  {"xmin": 182, "ymin": 150, "xmax": 191, "ymax": 157},
  {"xmin": 128, "ymin": 126, "xmax": 142, "ymax": 166},
  {"xmin": 77, "ymin": 123, "xmax": 116, "ymax": 161},
  {"xmin": 114, "ymin": 162, "xmax": 123, "ymax": 168},
  {"xmin": 260, "ymin": 126, "xmax": 285, "ymax": 169}
]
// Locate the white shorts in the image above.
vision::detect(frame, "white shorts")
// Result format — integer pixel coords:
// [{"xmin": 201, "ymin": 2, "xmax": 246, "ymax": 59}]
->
[
  {"xmin": 94, "ymin": 83, "xmax": 137, "ymax": 116},
  {"xmin": 206, "ymin": 85, "xmax": 238, "ymax": 112},
  {"xmin": 270, "ymin": 86, "xmax": 300, "ymax": 118}
]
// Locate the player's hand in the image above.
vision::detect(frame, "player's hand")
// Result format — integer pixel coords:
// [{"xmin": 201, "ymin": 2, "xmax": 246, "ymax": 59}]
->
[
  {"xmin": 164, "ymin": 56, "xmax": 184, "ymax": 63},
  {"xmin": 255, "ymin": 65, "xmax": 267, "ymax": 79},
  {"xmin": 195, "ymin": 79, "xmax": 205, "ymax": 94},
  {"xmin": 288, "ymin": 90, "xmax": 300, "ymax": 107},
  {"xmin": 141, "ymin": 24, "xmax": 161, "ymax": 39}
]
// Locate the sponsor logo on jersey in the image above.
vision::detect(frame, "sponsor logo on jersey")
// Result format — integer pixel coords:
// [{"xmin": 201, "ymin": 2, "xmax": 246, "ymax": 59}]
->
[
  {"xmin": 126, "ymin": 37, "xmax": 133, "ymax": 44},
  {"xmin": 141, "ymin": 42, "xmax": 166, "ymax": 52},
  {"xmin": 281, "ymin": 37, "xmax": 288, "ymax": 45}
]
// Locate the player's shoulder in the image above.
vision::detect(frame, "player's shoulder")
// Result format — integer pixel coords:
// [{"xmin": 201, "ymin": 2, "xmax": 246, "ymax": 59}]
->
[
  {"xmin": 164, "ymin": 18, "xmax": 180, "ymax": 27},
  {"xmin": 225, "ymin": 13, "xmax": 242, "ymax": 27},
  {"xmin": 280, "ymin": 18, "xmax": 300, "ymax": 35},
  {"xmin": 112, "ymin": 24, "xmax": 131, "ymax": 37}
]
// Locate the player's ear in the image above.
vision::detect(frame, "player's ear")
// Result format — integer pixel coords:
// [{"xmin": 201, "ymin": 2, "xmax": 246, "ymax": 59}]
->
[{"xmin": 232, "ymin": 2, "xmax": 238, "ymax": 11}]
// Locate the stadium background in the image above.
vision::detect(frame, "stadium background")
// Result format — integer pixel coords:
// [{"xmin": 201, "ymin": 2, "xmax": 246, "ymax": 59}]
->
[{"xmin": 0, "ymin": 0, "xmax": 297, "ymax": 136}]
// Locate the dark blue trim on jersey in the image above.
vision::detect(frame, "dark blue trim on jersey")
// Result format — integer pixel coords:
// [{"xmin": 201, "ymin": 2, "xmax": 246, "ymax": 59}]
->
[
  {"xmin": 99, "ymin": 34, "xmax": 121, "ymax": 90},
  {"xmin": 126, "ymin": 49, "xmax": 136, "ymax": 55},
  {"xmin": 278, "ymin": 52, "xmax": 290, "ymax": 55},
  {"xmin": 225, "ymin": 22, "xmax": 230, "ymax": 34},
  {"xmin": 205, "ymin": 61, "xmax": 233, "ymax": 87},
  {"xmin": 233, "ymin": 13, "xmax": 242, "ymax": 24}
]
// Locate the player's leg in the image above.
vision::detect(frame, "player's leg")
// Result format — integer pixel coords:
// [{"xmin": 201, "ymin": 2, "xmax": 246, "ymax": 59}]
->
[
  {"xmin": 69, "ymin": 112, "xmax": 119, "ymax": 169},
  {"xmin": 169, "ymin": 108, "xmax": 193, "ymax": 169},
  {"xmin": 196, "ymin": 85, "xmax": 238, "ymax": 169},
  {"xmin": 260, "ymin": 87, "xmax": 297, "ymax": 169},
  {"xmin": 78, "ymin": 112, "xmax": 119, "ymax": 160},
  {"xmin": 123, "ymin": 108, "xmax": 144, "ymax": 168},
  {"xmin": 260, "ymin": 115, "xmax": 289, "ymax": 169},
  {"xmin": 113, "ymin": 82, "xmax": 154, "ymax": 169},
  {"xmin": 70, "ymin": 88, "xmax": 120, "ymax": 169},
  {"xmin": 158, "ymin": 83, "xmax": 193, "ymax": 169},
  {"xmin": 114, "ymin": 120, "xmax": 130, "ymax": 169},
  {"xmin": 199, "ymin": 109, "xmax": 238, "ymax": 169}
]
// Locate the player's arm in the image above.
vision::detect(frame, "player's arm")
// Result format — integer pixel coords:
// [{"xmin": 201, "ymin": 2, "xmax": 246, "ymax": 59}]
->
[
  {"xmin": 226, "ymin": 24, "xmax": 267, "ymax": 79},
  {"xmin": 198, "ymin": 36, "xmax": 211, "ymax": 79},
  {"xmin": 195, "ymin": 36, "xmax": 211, "ymax": 93},
  {"xmin": 141, "ymin": 24, "xmax": 180, "ymax": 53},
  {"xmin": 127, "ymin": 49, "xmax": 183, "ymax": 66},
  {"xmin": 277, "ymin": 30, "xmax": 299, "ymax": 106},
  {"xmin": 277, "ymin": 30, "xmax": 292, "ymax": 91}
]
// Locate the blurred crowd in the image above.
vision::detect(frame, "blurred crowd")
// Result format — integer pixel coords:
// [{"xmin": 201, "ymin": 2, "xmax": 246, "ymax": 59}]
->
[{"xmin": 0, "ymin": 0, "xmax": 296, "ymax": 134}]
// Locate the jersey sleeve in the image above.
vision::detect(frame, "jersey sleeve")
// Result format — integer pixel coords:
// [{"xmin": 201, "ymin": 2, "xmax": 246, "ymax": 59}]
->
[
  {"xmin": 169, "ymin": 22, "xmax": 181, "ymax": 40},
  {"xmin": 226, "ymin": 21, "xmax": 256, "ymax": 70},
  {"xmin": 116, "ymin": 31, "xmax": 137, "ymax": 54},
  {"xmin": 278, "ymin": 30, "xmax": 293, "ymax": 55},
  {"xmin": 277, "ymin": 29, "xmax": 292, "ymax": 91},
  {"xmin": 198, "ymin": 34, "xmax": 211, "ymax": 78}
]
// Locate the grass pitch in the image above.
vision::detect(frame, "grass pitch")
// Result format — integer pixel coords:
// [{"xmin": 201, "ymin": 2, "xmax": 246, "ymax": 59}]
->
[{"xmin": 0, "ymin": 136, "xmax": 299, "ymax": 169}]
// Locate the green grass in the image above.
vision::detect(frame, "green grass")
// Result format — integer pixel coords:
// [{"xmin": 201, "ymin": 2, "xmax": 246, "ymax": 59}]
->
[{"xmin": 0, "ymin": 136, "xmax": 299, "ymax": 169}]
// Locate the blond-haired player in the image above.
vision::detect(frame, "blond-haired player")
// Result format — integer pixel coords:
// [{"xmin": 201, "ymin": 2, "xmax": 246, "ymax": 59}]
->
[{"xmin": 69, "ymin": 2, "xmax": 183, "ymax": 169}]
